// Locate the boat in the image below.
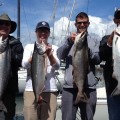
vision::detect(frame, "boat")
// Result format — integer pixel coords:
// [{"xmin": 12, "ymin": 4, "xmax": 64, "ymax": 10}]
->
[{"xmin": 18, "ymin": 60, "xmax": 107, "ymax": 106}]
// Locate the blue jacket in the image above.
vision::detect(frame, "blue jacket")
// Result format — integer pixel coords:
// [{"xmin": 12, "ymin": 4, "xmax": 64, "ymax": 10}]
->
[{"xmin": 57, "ymin": 35, "xmax": 101, "ymax": 89}]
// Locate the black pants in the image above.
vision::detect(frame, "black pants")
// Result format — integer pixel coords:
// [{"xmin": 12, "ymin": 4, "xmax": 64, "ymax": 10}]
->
[
  {"xmin": 3, "ymin": 92, "xmax": 16, "ymax": 120},
  {"xmin": 62, "ymin": 88, "xmax": 97, "ymax": 120}
]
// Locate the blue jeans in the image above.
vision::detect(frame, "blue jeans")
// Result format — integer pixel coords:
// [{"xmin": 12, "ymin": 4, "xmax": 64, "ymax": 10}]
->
[{"xmin": 107, "ymin": 95, "xmax": 120, "ymax": 120}]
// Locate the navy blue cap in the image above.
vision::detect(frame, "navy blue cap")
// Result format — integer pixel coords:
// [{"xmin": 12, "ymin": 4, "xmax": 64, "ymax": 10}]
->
[
  {"xmin": 35, "ymin": 21, "xmax": 50, "ymax": 31},
  {"xmin": 114, "ymin": 8, "xmax": 120, "ymax": 19}
]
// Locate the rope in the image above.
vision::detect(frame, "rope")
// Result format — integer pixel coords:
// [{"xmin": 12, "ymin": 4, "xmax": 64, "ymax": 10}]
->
[{"xmin": 66, "ymin": 0, "xmax": 76, "ymax": 36}]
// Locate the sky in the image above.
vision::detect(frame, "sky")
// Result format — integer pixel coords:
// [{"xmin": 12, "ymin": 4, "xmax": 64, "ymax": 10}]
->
[{"xmin": 0, "ymin": 0, "xmax": 120, "ymax": 47}]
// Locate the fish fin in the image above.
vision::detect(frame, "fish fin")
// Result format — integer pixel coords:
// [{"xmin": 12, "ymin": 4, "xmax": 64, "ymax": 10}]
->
[
  {"xmin": 74, "ymin": 92, "xmax": 88, "ymax": 105},
  {"xmin": 0, "ymin": 101, "xmax": 7, "ymax": 112},
  {"xmin": 111, "ymin": 73, "xmax": 120, "ymax": 96},
  {"xmin": 112, "ymin": 72, "xmax": 117, "ymax": 80}
]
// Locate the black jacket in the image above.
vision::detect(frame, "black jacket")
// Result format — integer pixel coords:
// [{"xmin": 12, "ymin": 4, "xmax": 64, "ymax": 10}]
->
[
  {"xmin": 4, "ymin": 35, "xmax": 24, "ymax": 94},
  {"xmin": 99, "ymin": 35, "xmax": 117, "ymax": 95}
]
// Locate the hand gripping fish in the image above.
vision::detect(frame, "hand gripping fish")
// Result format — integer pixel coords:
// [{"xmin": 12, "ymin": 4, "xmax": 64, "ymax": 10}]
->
[
  {"xmin": 112, "ymin": 25, "xmax": 120, "ymax": 96},
  {"xmin": 72, "ymin": 32, "xmax": 89, "ymax": 104},
  {"xmin": 31, "ymin": 41, "xmax": 47, "ymax": 108}
]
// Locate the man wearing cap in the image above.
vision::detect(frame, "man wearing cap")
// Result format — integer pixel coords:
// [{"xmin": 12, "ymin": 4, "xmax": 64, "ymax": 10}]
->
[
  {"xmin": 99, "ymin": 8, "xmax": 120, "ymax": 120},
  {"xmin": 22, "ymin": 21, "xmax": 60, "ymax": 120},
  {"xmin": 0, "ymin": 13, "xmax": 23, "ymax": 119}
]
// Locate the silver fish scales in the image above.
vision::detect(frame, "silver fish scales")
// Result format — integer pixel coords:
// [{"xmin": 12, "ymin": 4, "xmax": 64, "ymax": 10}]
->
[
  {"xmin": 0, "ymin": 37, "xmax": 11, "ymax": 111},
  {"xmin": 72, "ymin": 32, "xmax": 89, "ymax": 104},
  {"xmin": 112, "ymin": 26, "xmax": 120, "ymax": 96},
  {"xmin": 31, "ymin": 42, "xmax": 47, "ymax": 108}
]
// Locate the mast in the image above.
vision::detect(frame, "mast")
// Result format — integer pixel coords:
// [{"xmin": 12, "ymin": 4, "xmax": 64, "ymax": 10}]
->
[
  {"xmin": 52, "ymin": 0, "xmax": 57, "ymax": 44},
  {"xmin": 66, "ymin": 0, "xmax": 76, "ymax": 36},
  {"xmin": 17, "ymin": 0, "xmax": 20, "ymax": 41}
]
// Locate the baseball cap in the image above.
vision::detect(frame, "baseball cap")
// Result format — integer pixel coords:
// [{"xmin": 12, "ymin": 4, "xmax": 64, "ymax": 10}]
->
[
  {"xmin": 35, "ymin": 21, "xmax": 50, "ymax": 31},
  {"xmin": 114, "ymin": 8, "xmax": 120, "ymax": 19}
]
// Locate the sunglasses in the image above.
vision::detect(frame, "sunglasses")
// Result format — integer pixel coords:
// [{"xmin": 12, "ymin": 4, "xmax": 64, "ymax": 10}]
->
[
  {"xmin": 77, "ymin": 22, "xmax": 89, "ymax": 25},
  {"xmin": 0, "ymin": 21, "xmax": 11, "ymax": 26}
]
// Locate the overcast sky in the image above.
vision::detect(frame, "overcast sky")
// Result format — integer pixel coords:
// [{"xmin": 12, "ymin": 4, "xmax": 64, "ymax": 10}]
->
[{"xmin": 0, "ymin": 0, "xmax": 120, "ymax": 46}]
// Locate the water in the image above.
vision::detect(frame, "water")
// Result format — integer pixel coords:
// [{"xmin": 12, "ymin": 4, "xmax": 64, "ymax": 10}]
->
[{"xmin": 15, "ymin": 94, "xmax": 109, "ymax": 120}]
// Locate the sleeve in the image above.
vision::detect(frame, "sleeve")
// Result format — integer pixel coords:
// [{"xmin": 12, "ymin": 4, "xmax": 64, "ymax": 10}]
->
[
  {"xmin": 99, "ymin": 35, "xmax": 112, "ymax": 61},
  {"xmin": 88, "ymin": 48, "xmax": 101, "ymax": 65},
  {"xmin": 22, "ymin": 44, "xmax": 33, "ymax": 69},
  {"xmin": 57, "ymin": 37, "xmax": 74, "ymax": 60},
  {"xmin": 9, "ymin": 37, "xmax": 24, "ymax": 67}
]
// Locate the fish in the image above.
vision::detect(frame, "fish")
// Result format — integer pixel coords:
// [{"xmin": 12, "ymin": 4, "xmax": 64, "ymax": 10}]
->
[
  {"xmin": 112, "ymin": 25, "xmax": 120, "ymax": 96},
  {"xmin": 0, "ymin": 36, "xmax": 11, "ymax": 112},
  {"xmin": 72, "ymin": 32, "xmax": 89, "ymax": 104},
  {"xmin": 31, "ymin": 41, "xmax": 47, "ymax": 108}
]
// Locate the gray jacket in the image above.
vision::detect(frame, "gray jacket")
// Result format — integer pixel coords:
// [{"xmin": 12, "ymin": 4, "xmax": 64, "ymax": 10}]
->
[{"xmin": 57, "ymin": 35, "xmax": 101, "ymax": 89}]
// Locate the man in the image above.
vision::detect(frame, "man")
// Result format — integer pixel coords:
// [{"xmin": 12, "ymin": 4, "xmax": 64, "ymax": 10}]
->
[
  {"xmin": 57, "ymin": 12, "xmax": 100, "ymax": 120},
  {"xmin": 22, "ymin": 21, "xmax": 60, "ymax": 120},
  {"xmin": 0, "ymin": 13, "xmax": 23, "ymax": 119},
  {"xmin": 99, "ymin": 8, "xmax": 120, "ymax": 120}
]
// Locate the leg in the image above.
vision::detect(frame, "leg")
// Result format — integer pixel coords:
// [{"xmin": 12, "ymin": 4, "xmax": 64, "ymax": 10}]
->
[
  {"xmin": 23, "ymin": 91, "xmax": 38, "ymax": 120},
  {"xmin": 62, "ymin": 88, "xmax": 78, "ymax": 120},
  {"xmin": 79, "ymin": 89, "xmax": 97, "ymax": 120},
  {"xmin": 107, "ymin": 95, "xmax": 120, "ymax": 120},
  {"xmin": 38, "ymin": 92, "xmax": 58, "ymax": 120},
  {"xmin": 0, "ymin": 110, "xmax": 5, "ymax": 120},
  {"xmin": 3, "ymin": 92, "xmax": 16, "ymax": 120}
]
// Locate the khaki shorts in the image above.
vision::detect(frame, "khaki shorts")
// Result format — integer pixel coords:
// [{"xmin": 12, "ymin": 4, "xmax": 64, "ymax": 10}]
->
[{"xmin": 23, "ymin": 91, "xmax": 58, "ymax": 120}]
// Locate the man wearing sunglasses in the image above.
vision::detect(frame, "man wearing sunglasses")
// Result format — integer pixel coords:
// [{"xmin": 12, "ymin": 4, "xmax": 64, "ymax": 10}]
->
[
  {"xmin": 99, "ymin": 8, "xmax": 120, "ymax": 120},
  {"xmin": 57, "ymin": 12, "xmax": 100, "ymax": 120},
  {"xmin": 0, "ymin": 13, "xmax": 23, "ymax": 119}
]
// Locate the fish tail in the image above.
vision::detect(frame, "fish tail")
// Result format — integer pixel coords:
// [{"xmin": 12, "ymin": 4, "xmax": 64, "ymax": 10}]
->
[
  {"xmin": 0, "ymin": 101, "xmax": 7, "ymax": 112},
  {"xmin": 111, "ymin": 86, "xmax": 120, "ymax": 96},
  {"xmin": 74, "ymin": 92, "xmax": 88, "ymax": 105},
  {"xmin": 33, "ymin": 97, "xmax": 47, "ymax": 109},
  {"xmin": 111, "ymin": 73, "xmax": 120, "ymax": 96}
]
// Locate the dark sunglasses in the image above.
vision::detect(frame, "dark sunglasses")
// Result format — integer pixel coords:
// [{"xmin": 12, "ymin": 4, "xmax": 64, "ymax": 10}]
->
[
  {"xmin": 77, "ymin": 21, "xmax": 89, "ymax": 25},
  {"xmin": 0, "ymin": 21, "xmax": 11, "ymax": 26}
]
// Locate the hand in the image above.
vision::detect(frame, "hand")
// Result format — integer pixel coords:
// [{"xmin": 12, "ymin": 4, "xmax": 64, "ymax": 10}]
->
[
  {"xmin": 46, "ymin": 44, "xmax": 53, "ymax": 56},
  {"xmin": 70, "ymin": 32, "xmax": 77, "ymax": 41},
  {"xmin": 28, "ymin": 57, "xmax": 32, "ymax": 64},
  {"xmin": 107, "ymin": 31, "xmax": 114, "ymax": 46}
]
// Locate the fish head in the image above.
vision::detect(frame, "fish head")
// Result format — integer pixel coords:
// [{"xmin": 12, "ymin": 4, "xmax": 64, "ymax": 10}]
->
[{"xmin": 74, "ymin": 32, "xmax": 87, "ymax": 49}]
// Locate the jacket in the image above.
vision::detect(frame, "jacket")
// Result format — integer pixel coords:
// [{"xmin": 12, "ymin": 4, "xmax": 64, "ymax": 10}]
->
[
  {"xmin": 4, "ymin": 35, "xmax": 24, "ymax": 94},
  {"xmin": 99, "ymin": 35, "xmax": 117, "ymax": 95},
  {"xmin": 57, "ymin": 35, "xmax": 101, "ymax": 89}
]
